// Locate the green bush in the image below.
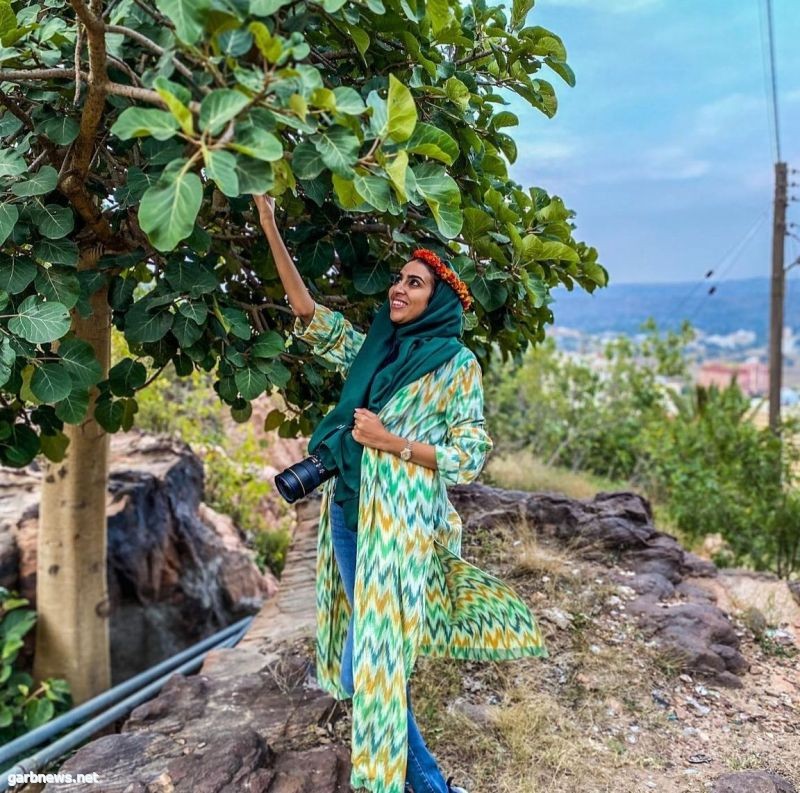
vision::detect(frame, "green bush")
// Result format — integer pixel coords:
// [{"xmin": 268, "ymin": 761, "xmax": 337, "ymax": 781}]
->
[
  {"xmin": 0, "ymin": 587, "xmax": 71, "ymax": 744},
  {"xmin": 485, "ymin": 318, "xmax": 800, "ymax": 577}
]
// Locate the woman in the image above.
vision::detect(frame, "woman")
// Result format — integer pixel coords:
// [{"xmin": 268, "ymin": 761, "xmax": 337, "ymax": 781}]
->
[{"xmin": 255, "ymin": 194, "xmax": 547, "ymax": 793}]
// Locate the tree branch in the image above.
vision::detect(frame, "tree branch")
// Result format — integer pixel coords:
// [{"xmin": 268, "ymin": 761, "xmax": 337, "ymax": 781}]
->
[{"xmin": 106, "ymin": 24, "xmax": 200, "ymax": 86}]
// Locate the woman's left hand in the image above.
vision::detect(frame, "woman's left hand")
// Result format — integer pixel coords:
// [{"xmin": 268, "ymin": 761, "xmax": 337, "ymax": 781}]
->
[{"xmin": 352, "ymin": 408, "xmax": 390, "ymax": 450}]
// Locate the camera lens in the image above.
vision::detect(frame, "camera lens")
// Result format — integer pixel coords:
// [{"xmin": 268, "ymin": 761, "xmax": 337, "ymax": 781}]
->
[{"xmin": 275, "ymin": 454, "xmax": 334, "ymax": 503}]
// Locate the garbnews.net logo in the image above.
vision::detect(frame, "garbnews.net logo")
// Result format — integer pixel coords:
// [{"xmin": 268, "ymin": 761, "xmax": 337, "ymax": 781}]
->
[{"xmin": 8, "ymin": 772, "xmax": 100, "ymax": 786}]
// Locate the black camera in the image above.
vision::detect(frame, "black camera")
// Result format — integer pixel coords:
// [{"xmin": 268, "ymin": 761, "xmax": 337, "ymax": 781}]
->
[
  {"xmin": 275, "ymin": 421, "xmax": 352, "ymax": 503},
  {"xmin": 275, "ymin": 453, "xmax": 336, "ymax": 503}
]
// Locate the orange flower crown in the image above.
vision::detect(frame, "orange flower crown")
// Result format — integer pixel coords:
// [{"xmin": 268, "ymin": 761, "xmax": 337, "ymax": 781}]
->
[{"xmin": 410, "ymin": 248, "xmax": 473, "ymax": 311}]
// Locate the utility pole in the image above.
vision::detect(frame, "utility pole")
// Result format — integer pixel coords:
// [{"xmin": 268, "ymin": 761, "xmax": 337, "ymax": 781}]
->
[{"xmin": 768, "ymin": 161, "xmax": 788, "ymax": 435}]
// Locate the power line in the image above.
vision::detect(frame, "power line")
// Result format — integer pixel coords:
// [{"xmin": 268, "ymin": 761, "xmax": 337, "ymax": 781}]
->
[
  {"xmin": 682, "ymin": 210, "xmax": 769, "ymax": 326},
  {"xmin": 759, "ymin": 0, "xmax": 782, "ymax": 161},
  {"xmin": 673, "ymin": 209, "xmax": 769, "ymax": 322},
  {"xmin": 764, "ymin": 0, "xmax": 782, "ymax": 160}
]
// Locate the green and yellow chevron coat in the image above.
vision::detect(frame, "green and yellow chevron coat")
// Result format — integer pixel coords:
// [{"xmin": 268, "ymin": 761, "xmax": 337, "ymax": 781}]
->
[{"xmin": 292, "ymin": 302, "xmax": 547, "ymax": 793}]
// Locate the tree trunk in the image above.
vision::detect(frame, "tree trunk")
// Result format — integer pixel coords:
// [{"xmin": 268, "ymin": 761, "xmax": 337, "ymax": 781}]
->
[{"xmin": 34, "ymin": 246, "xmax": 111, "ymax": 704}]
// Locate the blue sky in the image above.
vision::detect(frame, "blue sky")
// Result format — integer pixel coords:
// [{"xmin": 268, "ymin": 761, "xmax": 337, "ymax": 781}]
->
[{"xmin": 507, "ymin": 0, "xmax": 800, "ymax": 285}]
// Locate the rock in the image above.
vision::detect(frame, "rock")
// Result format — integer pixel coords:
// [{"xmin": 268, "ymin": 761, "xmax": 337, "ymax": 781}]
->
[
  {"xmin": 0, "ymin": 429, "xmax": 280, "ymax": 683},
  {"xmin": 638, "ymin": 602, "xmax": 747, "ymax": 687},
  {"xmin": 539, "ymin": 607, "xmax": 574, "ymax": 630},
  {"xmin": 449, "ymin": 483, "xmax": 748, "ymax": 687},
  {"xmin": 712, "ymin": 770, "xmax": 797, "ymax": 793}
]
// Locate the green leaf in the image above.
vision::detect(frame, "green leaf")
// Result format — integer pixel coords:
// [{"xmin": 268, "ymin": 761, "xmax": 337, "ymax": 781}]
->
[
  {"xmin": 171, "ymin": 313, "xmax": 203, "ymax": 347},
  {"xmin": 0, "ymin": 255, "xmax": 36, "ymax": 293},
  {"xmin": 34, "ymin": 266, "xmax": 80, "ymax": 309},
  {"xmin": 332, "ymin": 86, "xmax": 366, "ymax": 115},
  {"xmin": 511, "ymin": 0, "xmax": 534, "ymax": 31},
  {"xmin": 386, "ymin": 74, "xmax": 417, "ymax": 143},
  {"xmin": 55, "ymin": 388, "xmax": 90, "ymax": 423},
  {"xmin": 492, "ymin": 111, "xmax": 519, "ymax": 129},
  {"xmin": 57, "ymin": 337, "xmax": 103, "ymax": 386},
  {"xmin": 353, "ymin": 173, "xmax": 390, "ymax": 211},
  {"xmin": 154, "ymin": 76, "xmax": 194, "ymax": 135},
  {"xmin": 124, "ymin": 300, "xmax": 174, "ymax": 343},
  {"xmin": 248, "ymin": 21, "xmax": 282, "ymax": 61},
  {"xmin": 31, "ymin": 363, "xmax": 72, "ymax": 402},
  {"xmin": 405, "ymin": 122, "xmax": 459, "ymax": 164},
  {"xmin": 250, "ymin": 0, "xmax": 293, "ymax": 15},
  {"xmin": 38, "ymin": 116, "xmax": 80, "ymax": 145},
  {"xmin": 32, "ymin": 238, "xmax": 78, "ymax": 266},
  {"xmin": 154, "ymin": 0, "xmax": 209, "ymax": 44},
  {"xmin": 40, "ymin": 430, "xmax": 69, "ymax": 462},
  {"xmin": 0, "ymin": 337, "xmax": 15, "ymax": 388},
  {"xmin": 297, "ymin": 238, "xmax": 334, "ymax": 277},
  {"xmin": 2, "ymin": 424, "xmax": 40, "ymax": 467},
  {"xmin": 444, "ymin": 77, "xmax": 470, "ymax": 111},
  {"xmin": 353, "ymin": 257, "xmax": 391, "ymax": 294},
  {"xmin": 471, "ymin": 273, "xmax": 508, "ymax": 311},
  {"xmin": 166, "ymin": 260, "xmax": 218, "ymax": 292},
  {"xmin": 251, "ymin": 330, "xmax": 284, "ymax": 358},
  {"xmin": 0, "ymin": 204, "xmax": 18, "ymax": 245},
  {"xmin": 8, "ymin": 296, "xmax": 71, "ymax": 343},
  {"xmin": 178, "ymin": 301, "xmax": 208, "ymax": 324},
  {"xmin": 111, "ymin": 108, "xmax": 179, "ymax": 141},
  {"xmin": 33, "ymin": 204, "xmax": 74, "ymax": 239},
  {"xmin": 234, "ymin": 158, "xmax": 274, "ymax": 194},
  {"xmin": 229, "ymin": 126, "xmax": 283, "ymax": 162},
  {"xmin": 313, "ymin": 126, "xmax": 359, "ymax": 178},
  {"xmin": 204, "ymin": 149, "xmax": 239, "ymax": 197},
  {"xmin": 0, "ymin": 149, "xmax": 26, "ymax": 177},
  {"xmin": 292, "ymin": 142, "xmax": 326, "ymax": 180},
  {"xmin": 109, "ymin": 358, "xmax": 147, "ymax": 397},
  {"xmin": 94, "ymin": 397, "xmax": 125, "ymax": 433},
  {"xmin": 426, "ymin": 0, "xmax": 451, "ymax": 35},
  {"xmin": 235, "ymin": 367, "xmax": 268, "ymax": 399},
  {"xmin": 11, "ymin": 166, "xmax": 57, "ymax": 197},
  {"xmin": 139, "ymin": 161, "xmax": 203, "ymax": 251},
  {"xmin": 349, "ymin": 25, "xmax": 369, "ymax": 57},
  {"xmin": 545, "ymin": 56, "xmax": 576, "ymax": 87},
  {"xmin": 412, "ymin": 163, "xmax": 462, "ymax": 238},
  {"xmin": 385, "ymin": 150, "xmax": 408, "ymax": 201},
  {"xmin": 199, "ymin": 89, "xmax": 250, "ymax": 136}
]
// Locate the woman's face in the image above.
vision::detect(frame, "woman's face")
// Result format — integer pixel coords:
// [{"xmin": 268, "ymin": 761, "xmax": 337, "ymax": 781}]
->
[{"xmin": 388, "ymin": 259, "xmax": 435, "ymax": 323}]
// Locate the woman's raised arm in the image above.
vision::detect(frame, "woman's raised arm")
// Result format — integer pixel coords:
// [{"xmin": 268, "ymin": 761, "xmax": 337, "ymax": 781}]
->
[{"xmin": 254, "ymin": 194, "xmax": 315, "ymax": 325}]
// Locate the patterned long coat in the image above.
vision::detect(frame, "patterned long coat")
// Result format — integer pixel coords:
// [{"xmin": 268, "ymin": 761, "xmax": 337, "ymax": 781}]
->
[{"xmin": 292, "ymin": 302, "xmax": 547, "ymax": 793}]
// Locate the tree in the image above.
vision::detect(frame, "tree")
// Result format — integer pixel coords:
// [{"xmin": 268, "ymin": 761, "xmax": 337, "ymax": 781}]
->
[{"xmin": 0, "ymin": 0, "xmax": 605, "ymax": 701}]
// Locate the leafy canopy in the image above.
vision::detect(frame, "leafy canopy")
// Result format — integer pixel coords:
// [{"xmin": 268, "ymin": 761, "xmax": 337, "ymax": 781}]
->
[{"xmin": 0, "ymin": 0, "xmax": 606, "ymax": 466}]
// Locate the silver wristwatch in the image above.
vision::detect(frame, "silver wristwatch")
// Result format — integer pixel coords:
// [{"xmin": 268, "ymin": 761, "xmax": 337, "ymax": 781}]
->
[{"xmin": 400, "ymin": 438, "xmax": 413, "ymax": 462}]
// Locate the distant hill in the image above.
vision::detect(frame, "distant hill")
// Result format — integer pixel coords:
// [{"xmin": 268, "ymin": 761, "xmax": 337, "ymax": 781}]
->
[{"xmin": 549, "ymin": 275, "xmax": 800, "ymax": 345}]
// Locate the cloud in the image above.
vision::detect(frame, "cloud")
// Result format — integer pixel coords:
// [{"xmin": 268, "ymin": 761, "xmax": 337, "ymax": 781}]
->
[
  {"xmin": 515, "ymin": 138, "xmax": 581, "ymax": 162},
  {"xmin": 543, "ymin": 0, "xmax": 661, "ymax": 12},
  {"xmin": 639, "ymin": 144, "xmax": 711, "ymax": 180}
]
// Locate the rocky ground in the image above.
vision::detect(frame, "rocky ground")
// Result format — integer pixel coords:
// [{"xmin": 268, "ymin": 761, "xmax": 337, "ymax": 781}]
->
[{"xmin": 19, "ymin": 477, "xmax": 798, "ymax": 793}]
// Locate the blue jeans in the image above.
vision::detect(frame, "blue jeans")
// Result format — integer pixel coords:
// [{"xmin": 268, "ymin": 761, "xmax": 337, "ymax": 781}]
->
[{"xmin": 329, "ymin": 500, "xmax": 449, "ymax": 793}]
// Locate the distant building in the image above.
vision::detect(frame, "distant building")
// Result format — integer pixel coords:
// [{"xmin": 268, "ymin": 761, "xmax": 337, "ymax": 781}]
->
[{"xmin": 697, "ymin": 359, "xmax": 769, "ymax": 396}]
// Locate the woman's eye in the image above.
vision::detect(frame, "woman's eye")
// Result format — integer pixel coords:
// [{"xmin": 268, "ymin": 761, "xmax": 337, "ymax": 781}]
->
[{"xmin": 390, "ymin": 273, "xmax": 401, "ymax": 284}]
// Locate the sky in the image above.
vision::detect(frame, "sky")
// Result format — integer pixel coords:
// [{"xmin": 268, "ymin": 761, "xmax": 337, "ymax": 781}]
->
[{"xmin": 507, "ymin": 0, "xmax": 800, "ymax": 285}]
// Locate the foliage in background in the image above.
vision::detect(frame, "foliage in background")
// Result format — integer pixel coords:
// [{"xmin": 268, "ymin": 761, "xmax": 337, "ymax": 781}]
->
[
  {"xmin": 0, "ymin": 0, "xmax": 604, "ymax": 467},
  {"xmin": 114, "ymin": 330, "xmax": 292, "ymax": 577},
  {"xmin": 0, "ymin": 587, "xmax": 71, "ymax": 745},
  {"xmin": 484, "ymin": 318, "xmax": 800, "ymax": 577}
]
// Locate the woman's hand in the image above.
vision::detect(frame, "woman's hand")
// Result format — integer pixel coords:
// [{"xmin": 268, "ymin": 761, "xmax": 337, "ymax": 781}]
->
[
  {"xmin": 352, "ymin": 408, "xmax": 391, "ymax": 450},
  {"xmin": 253, "ymin": 194, "xmax": 275, "ymax": 227}
]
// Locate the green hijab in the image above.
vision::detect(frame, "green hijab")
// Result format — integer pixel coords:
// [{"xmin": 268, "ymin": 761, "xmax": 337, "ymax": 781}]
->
[{"xmin": 309, "ymin": 264, "xmax": 466, "ymax": 531}]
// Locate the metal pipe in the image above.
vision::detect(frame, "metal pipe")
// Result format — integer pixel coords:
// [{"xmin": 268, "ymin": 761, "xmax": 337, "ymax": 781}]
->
[
  {"xmin": 0, "ymin": 616, "xmax": 254, "ymax": 790},
  {"xmin": 0, "ymin": 616, "xmax": 252, "ymax": 766}
]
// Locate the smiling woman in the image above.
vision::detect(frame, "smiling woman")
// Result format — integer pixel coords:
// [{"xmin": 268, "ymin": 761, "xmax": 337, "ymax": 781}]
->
[{"xmin": 255, "ymin": 194, "xmax": 547, "ymax": 793}]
